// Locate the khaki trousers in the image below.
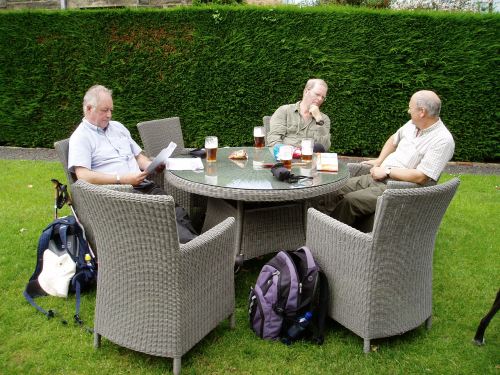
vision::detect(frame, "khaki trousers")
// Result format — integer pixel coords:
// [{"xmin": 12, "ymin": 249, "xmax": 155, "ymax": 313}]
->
[{"xmin": 330, "ymin": 174, "xmax": 387, "ymax": 226}]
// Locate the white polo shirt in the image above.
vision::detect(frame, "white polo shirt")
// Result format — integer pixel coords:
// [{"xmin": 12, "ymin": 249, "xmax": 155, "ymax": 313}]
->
[
  {"xmin": 68, "ymin": 118, "xmax": 142, "ymax": 176},
  {"xmin": 381, "ymin": 119, "xmax": 455, "ymax": 181}
]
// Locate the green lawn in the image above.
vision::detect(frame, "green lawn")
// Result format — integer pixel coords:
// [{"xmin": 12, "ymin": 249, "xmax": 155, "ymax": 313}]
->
[{"xmin": 0, "ymin": 159, "xmax": 498, "ymax": 374}]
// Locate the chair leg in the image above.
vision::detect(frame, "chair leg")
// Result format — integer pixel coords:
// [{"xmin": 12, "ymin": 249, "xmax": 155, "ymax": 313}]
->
[
  {"xmin": 173, "ymin": 357, "xmax": 181, "ymax": 375},
  {"xmin": 229, "ymin": 312, "xmax": 236, "ymax": 329},
  {"xmin": 425, "ymin": 316, "xmax": 432, "ymax": 330},
  {"xmin": 363, "ymin": 339, "xmax": 370, "ymax": 353},
  {"xmin": 94, "ymin": 332, "xmax": 101, "ymax": 348}
]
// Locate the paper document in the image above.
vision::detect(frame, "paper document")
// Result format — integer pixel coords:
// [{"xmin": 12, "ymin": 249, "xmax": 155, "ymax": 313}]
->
[
  {"xmin": 147, "ymin": 142, "xmax": 177, "ymax": 173},
  {"xmin": 166, "ymin": 158, "xmax": 204, "ymax": 171},
  {"xmin": 316, "ymin": 153, "xmax": 338, "ymax": 172}
]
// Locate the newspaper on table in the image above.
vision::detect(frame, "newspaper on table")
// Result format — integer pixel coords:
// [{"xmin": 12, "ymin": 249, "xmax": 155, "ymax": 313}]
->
[{"xmin": 146, "ymin": 142, "xmax": 177, "ymax": 174}]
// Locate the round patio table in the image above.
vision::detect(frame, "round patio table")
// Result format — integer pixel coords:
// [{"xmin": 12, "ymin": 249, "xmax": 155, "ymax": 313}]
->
[{"xmin": 166, "ymin": 147, "xmax": 349, "ymax": 260}]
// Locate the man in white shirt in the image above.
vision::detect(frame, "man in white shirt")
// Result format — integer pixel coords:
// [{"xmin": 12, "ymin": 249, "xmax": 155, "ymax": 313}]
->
[
  {"xmin": 68, "ymin": 85, "xmax": 197, "ymax": 242},
  {"xmin": 331, "ymin": 90, "xmax": 455, "ymax": 226}
]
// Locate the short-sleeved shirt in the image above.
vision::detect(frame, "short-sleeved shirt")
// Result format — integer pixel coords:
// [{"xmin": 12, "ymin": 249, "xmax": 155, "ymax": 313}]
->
[
  {"xmin": 267, "ymin": 102, "xmax": 331, "ymax": 150},
  {"xmin": 381, "ymin": 119, "xmax": 455, "ymax": 181},
  {"xmin": 68, "ymin": 118, "xmax": 142, "ymax": 175}
]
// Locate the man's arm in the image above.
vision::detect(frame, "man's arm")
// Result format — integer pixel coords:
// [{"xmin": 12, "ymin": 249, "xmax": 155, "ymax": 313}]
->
[
  {"xmin": 75, "ymin": 166, "xmax": 148, "ymax": 186},
  {"xmin": 267, "ymin": 107, "xmax": 288, "ymax": 146},
  {"xmin": 365, "ymin": 134, "xmax": 430, "ymax": 185},
  {"xmin": 371, "ymin": 166, "xmax": 429, "ymax": 185},
  {"xmin": 362, "ymin": 135, "xmax": 397, "ymax": 167},
  {"xmin": 311, "ymin": 114, "xmax": 331, "ymax": 150},
  {"xmin": 136, "ymin": 153, "xmax": 152, "ymax": 171}
]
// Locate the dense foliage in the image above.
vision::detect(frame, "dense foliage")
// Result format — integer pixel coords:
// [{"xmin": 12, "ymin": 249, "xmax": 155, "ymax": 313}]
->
[{"xmin": 0, "ymin": 7, "xmax": 498, "ymax": 161}]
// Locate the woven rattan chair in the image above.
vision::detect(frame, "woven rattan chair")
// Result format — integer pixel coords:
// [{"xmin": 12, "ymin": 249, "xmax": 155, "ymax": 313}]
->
[
  {"xmin": 54, "ymin": 138, "xmax": 76, "ymax": 185},
  {"xmin": 137, "ymin": 117, "xmax": 206, "ymax": 224},
  {"xmin": 312, "ymin": 162, "xmax": 439, "ymax": 232},
  {"xmin": 53, "ymin": 138, "xmax": 132, "ymax": 254},
  {"xmin": 262, "ymin": 115, "xmax": 271, "ymax": 146},
  {"xmin": 71, "ymin": 180, "xmax": 236, "ymax": 375},
  {"xmin": 305, "ymin": 177, "xmax": 460, "ymax": 353}
]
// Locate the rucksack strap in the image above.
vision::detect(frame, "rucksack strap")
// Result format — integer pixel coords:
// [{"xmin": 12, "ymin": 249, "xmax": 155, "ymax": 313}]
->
[
  {"xmin": 311, "ymin": 271, "xmax": 330, "ymax": 345},
  {"xmin": 23, "ymin": 289, "xmax": 55, "ymax": 319}
]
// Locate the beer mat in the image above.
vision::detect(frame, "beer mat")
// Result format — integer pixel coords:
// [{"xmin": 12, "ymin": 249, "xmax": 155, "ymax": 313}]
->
[
  {"xmin": 228, "ymin": 149, "xmax": 248, "ymax": 160},
  {"xmin": 316, "ymin": 152, "xmax": 338, "ymax": 172}
]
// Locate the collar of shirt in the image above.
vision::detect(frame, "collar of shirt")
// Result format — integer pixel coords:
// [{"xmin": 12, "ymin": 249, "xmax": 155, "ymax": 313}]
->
[
  {"xmin": 414, "ymin": 119, "xmax": 443, "ymax": 137},
  {"xmin": 82, "ymin": 118, "xmax": 108, "ymax": 134}
]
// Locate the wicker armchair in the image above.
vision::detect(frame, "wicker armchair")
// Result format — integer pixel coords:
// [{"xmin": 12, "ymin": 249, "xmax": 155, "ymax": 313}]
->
[
  {"xmin": 71, "ymin": 180, "xmax": 236, "ymax": 375},
  {"xmin": 53, "ymin": 138, "xmax": 133, "ymax": 254},
  {"xmin": 313, "ymin": 162, "xmax": 439, "ymax": 232},
  {"xmin": 306, "ymin": 177, "xmax": 460, "ymax": 352},
  {"xmin": 137, "ymin": 117, "xmax": 206, "ymax": 225},
  {"xmin": 262, "ymin": 115, "xmax": 271, "ymax": 146}
]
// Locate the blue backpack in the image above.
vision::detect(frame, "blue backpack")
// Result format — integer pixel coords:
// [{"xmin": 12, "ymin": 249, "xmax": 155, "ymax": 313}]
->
[
  {"xmin": 23, "ymin": 215, "xmax": 97, "ymax": 325},
  {"xmin": 248, "ymin": 246, "xmax": 329, "ymax": 344}
]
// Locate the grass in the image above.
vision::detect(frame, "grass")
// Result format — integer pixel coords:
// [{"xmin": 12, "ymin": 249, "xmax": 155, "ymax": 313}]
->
[{"xmin": 0, "ymin": 159, "xmax": 498, "ymax": 374}]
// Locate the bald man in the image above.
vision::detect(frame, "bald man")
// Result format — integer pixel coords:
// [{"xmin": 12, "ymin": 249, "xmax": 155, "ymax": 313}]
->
[{"xmin": 330, "ymin": 90, "xmax": 455, "ymax": 226}]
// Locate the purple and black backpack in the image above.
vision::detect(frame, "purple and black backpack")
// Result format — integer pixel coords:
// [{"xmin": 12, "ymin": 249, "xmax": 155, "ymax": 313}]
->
[{"xmin": 248, "ymin": 246, "xmax": 329, "ymax": 344}]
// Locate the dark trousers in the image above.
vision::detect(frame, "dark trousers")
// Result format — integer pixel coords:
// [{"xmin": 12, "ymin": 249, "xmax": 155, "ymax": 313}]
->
[{"xmin": 133, "ymin": 180, "xmax": 198, "ymax": 244}]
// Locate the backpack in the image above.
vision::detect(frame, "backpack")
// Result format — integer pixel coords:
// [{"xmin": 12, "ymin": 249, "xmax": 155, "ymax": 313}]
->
[
  {"xmin": 23, "ymin": 215, "xmax": 97, "ymax": 325},
  {"xmin": 248, "ymin": 246, "xmax": 329, "ymax": 344}
]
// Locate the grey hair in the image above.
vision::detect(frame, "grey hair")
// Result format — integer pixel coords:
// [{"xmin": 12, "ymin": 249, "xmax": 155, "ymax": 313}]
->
[
  {"xmin": 83, "ymin": 85, "xmax": 112, "ymax": 114},
  {"xmin": 414, "ymin": 90, "xmax": 441, "ymax": 117},
  {"xmin": 305, "ymin": 78, "xmax": 328, "ymax": 92}
]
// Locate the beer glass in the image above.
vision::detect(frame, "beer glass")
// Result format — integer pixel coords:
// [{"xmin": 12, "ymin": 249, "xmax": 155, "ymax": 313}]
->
[
  {"xmin": 205, "ymin": 163, "xmax": 218, "ymax": 185},
  {"xmin": 279, "ymin": 145, "xmax": 294, "ymax": 170},
  {"xmin": 253, "ymin": 126, "xmax": 265, "ymax": 149},
  {"xmin": 205, "ymin": 136, "xmax": 218, "ymax": 162},
  {"xmin": 301, "ymin": 138, "xmax": 314, "ymax": 162}
]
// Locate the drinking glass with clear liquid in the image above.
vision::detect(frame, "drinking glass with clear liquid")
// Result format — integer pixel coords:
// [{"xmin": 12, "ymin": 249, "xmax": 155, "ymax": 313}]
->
[
  {"xmin": 205, "ymin": 136, "xmax": 218, "ymax": 162},
  {"xmin": 253, "ymin": 126, "xmax": 265, "ymax": 149},
  {"xmin": 301, "ymin": 138, "xmax": 314, "ymax": 162},
  {"xmin": 279, "ymin": 145, "xmax": 294, "ymax": 170}
]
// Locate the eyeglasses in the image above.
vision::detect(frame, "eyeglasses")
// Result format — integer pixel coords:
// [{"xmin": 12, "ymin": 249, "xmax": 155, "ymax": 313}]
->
[{"xmin": 309, "ymin": 89, "xmax": 327, "ymax": 102}]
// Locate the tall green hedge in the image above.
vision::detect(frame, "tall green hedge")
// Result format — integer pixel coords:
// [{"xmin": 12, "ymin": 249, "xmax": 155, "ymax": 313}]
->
[{"xmin": 0, "ymin": 7, "xmax": 498, "ymax": 161}]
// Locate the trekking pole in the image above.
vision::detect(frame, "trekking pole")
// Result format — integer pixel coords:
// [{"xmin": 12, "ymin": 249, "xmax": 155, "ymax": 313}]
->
[{"xmin": 51, "ymin": 179, "xmax": 62, "ymax": 219}]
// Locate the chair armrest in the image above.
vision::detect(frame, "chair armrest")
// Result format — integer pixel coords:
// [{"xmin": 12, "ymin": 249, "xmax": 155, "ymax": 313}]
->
[
  {"xmin": 386, "ymin": 180, "xmax": 420, "ymax": 189},
  {"xmin": 100, "ymin": 184, "xmax": 135, "ymax": 193},
  {"xmin": 180, "ymin": 217, "xmax": 235, "ymax": 268},
  {"xmin": 348, "ymin": 163, "xmax": 371, "ymax": 177}
]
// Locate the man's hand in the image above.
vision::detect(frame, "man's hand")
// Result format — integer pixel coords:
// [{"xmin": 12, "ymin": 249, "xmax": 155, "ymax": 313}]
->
[
  {"xmin": 370, "ymin": 166, "xmax": 388, "ymax": 181},
  {"xmin": 121, "ymin": 170, "xmax": 148, "ymax": 186},
  {"xmin": 154, "ymin": 162, "xmax": 166, "ymax": 174},
  {"xmin": 309, "ymin": 105, "xmax": 323, "ymax": 122},
  {"xmin": 361, "ymin": 159, "xmax": 380, "ymax": 167}
]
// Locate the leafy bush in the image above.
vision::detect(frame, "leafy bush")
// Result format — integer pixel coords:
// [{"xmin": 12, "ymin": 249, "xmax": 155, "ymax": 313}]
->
[{"xmin": 0, "ymin": 7, "xmax": 498, "ymax": 161}]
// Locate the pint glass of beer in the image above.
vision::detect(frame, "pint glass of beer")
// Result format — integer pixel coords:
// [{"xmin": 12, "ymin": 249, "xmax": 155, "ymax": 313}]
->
[
  {"xmin": 279, "ymin": 145, "xmax": 294, "ymax": 170},
  {"xmin": 253, "ymin": 126, "xmax": 265, "ymax": 149},
  {"xmin": 301, "ymin": 138, "xmax": 314, "ymax": 162},
  {"xmin": 205, "ymin": 136, "xmax": 218, "ymax": 162}
]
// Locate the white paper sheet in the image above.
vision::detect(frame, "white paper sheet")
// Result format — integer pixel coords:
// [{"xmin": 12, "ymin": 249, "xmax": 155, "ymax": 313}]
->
[{"xmin": 147, "ymin": 142, "xmax": 177, "ymax": 173}]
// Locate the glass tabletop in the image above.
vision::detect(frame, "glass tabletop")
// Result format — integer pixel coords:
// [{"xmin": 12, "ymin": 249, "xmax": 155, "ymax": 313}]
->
[{"xmin": 168, "ymin": 147, "xmax": 349, "ymax": 193}]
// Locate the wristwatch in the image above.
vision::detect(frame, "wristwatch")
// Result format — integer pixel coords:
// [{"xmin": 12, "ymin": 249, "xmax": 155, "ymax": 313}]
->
[
  {"xmin": 116, "ymin": 174, "xmax": 121, "ymax": 184},
  {"xmin": 316, "ymin": 120, "xmax": 325, "ymax": 126},
  {"xmin": 384, "ymin": 167, "xmax": 392, "ymax": 178}
]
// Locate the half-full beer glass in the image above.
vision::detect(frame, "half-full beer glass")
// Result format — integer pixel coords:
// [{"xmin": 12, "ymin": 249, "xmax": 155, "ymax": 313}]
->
[
  {"xmin": 280, "ymin": 145, "xmax": 294, "ymax": 170},
  {"xmin": 301, "ymin": 138, "xmax": 314, "ymax": 162},
  {"xmin": 205, "ymin": 136, "xmax": 218, "ymax": 162},
  {"xmin": 253, "ymin": 126, "xmax": 265, "ymax": 149}
]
